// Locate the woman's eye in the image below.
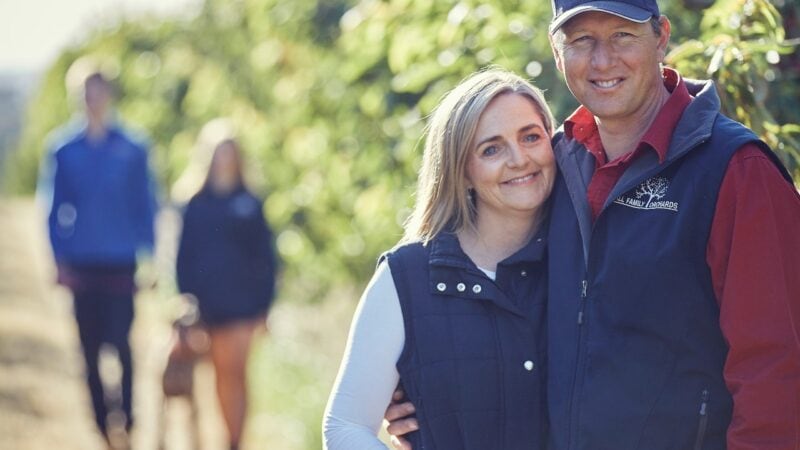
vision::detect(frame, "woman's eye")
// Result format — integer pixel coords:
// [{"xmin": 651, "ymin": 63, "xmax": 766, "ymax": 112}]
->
[
  {"xmin": 482, "ymin": 145, "xmax": 498, "ymax": 156},
  {"xmin": 523, "ymin": 133, "xmax": 540, "ymax": 143}
]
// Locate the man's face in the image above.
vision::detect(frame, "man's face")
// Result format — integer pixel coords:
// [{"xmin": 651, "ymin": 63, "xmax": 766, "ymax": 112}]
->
[
  {"xmin": 83, "ymin": 76, "xmax": 112, "ymax": 119},
  {"xmin": 550, "ymin": 11, "xmax": 670, "ymax": 124}
]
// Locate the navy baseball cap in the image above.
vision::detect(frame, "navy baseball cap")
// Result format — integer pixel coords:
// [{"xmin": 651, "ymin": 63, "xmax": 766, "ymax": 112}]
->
[{"xmin": 549, "ymin": 0, "xmax": 660, "ymax": 33}]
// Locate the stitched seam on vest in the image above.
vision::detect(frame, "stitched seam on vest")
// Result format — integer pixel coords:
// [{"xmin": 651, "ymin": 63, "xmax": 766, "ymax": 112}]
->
[
  {"xmin": 490, "ymin": 310, "xmax": 506, "ymax": 449},
  {"xmin": 388, "ymin": 251, "xmax": 416, "ymax": 370},
  {"xmin": 445, "ymin": 307, "xmax": 468, "ymax": 446}
]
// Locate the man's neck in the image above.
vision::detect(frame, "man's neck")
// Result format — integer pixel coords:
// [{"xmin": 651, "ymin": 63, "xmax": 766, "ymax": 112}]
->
[
  {"xmin": 596, "ymin": 85, "xmax": 670, "ymax": 162},
  {"xmin": 86, "ymin": 114, "xmax": 110, "ymax": 141}
]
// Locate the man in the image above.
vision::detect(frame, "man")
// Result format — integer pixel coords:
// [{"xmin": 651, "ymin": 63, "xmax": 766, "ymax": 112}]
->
[
  {"xmin": 37, "ymin": 59, "xmax": 157, "ymax": 446},
  {"xmin": 386, "ymin": 1, "xmax": 800, "ymax": 448}
]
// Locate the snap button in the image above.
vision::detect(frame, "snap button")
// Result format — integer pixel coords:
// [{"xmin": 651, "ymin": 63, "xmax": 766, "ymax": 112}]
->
[
  {"xmin": 520, "ymin": 270, "xmax": 527, "ymax": 277},
  {"xmin": 524, "ymin": 360, "xmax": 534, "ymax": 371},
  {"xmin": 436, "ymin": 282, "xmax": 446, "ymax": 292},
  {"xmin": 456, "ymin": 283, "xmax": 466, "ymax": 292},
  {"xmin": 472, "ymin": 284, "xmax": 482, "ymax": 294},
  {"xmin": 536, "ymin": 238, "xmax": 542, "ymax": 242}
]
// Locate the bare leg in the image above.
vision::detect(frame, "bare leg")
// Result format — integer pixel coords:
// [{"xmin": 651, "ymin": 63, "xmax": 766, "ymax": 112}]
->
[{"xmin": 209, "ymin": 319, "xmax": 259, "ymax": 449}]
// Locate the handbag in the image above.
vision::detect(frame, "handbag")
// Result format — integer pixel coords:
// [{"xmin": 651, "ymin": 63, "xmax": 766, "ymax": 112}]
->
[{"xmin": 162, "ymin": 299, "xmax": 210, "ymax": 397}]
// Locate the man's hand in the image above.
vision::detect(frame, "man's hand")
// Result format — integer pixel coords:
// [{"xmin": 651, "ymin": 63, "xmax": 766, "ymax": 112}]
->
[{"xmin": 382, "ymin": 387, "xmax": 418, "ymax": 450}]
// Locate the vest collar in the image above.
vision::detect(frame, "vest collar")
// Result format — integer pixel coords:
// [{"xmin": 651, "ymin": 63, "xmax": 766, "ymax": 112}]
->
[
  {"xmin": 428, "ymin": 225, "xmax": 548, "ymax": 270},
  {"xmin": 553, "ymin": 77, "xmax": 723, "ymax": 266},
  {"xmin": 426, "ymin": 228, "xmax": 547, "ymax": 317}
]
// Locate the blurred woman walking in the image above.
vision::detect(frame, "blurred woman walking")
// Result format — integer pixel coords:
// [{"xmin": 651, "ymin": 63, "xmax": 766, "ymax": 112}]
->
[{"xmin": 175, "ymin": 120, "xmax": 277, "ymax": 450}]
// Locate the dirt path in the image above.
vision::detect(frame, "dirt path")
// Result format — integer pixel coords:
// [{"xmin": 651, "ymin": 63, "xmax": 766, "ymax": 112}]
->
[
  {"xmin": 0, "ymin": 197, "xmax": 101, "ymax": 449},
  {"xmin": 0, "ymin": 198, "xmax": 227, "ymax": 450}
]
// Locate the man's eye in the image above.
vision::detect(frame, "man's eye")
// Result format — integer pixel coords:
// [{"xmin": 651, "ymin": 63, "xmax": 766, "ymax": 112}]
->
[{"xmin": 571, "ymin": 35, "xmax": 592, "ymax": 44}]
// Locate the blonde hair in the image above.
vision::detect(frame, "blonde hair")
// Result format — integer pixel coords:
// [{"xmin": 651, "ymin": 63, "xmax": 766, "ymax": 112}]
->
[
  {"xmin": 403, "ymin": 68, "xmax": 555, "ymax": 244},
  {"xmin": 171, "ymin": 118, "xmax": 255, "ymax": 203}
]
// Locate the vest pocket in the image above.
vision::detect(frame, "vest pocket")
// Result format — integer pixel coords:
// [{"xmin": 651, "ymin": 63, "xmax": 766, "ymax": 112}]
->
[{"xmin": 693, "ymin": 389, "xmax": 710, "ymax": 450}]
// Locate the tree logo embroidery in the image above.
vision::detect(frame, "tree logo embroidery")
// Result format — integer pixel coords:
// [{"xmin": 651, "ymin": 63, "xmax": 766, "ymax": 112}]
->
[{"xmin": 613, "ymin": 176, "xmax": 679, "ymax": 212}]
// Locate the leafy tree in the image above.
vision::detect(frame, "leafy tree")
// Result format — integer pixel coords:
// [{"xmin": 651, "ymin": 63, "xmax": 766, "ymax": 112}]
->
[
  {"xmin": 6, "ymin": 0, "xmax": 797, "ymax": 306},
  {"xmin": 667, "ymin": 0, "xmax": 800, "ymax": 173},
  {"xmin": 4, "ymin": 2, "xmax": 797, "ymax": 448}
]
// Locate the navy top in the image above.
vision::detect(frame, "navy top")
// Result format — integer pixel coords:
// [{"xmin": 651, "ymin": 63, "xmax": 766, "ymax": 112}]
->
[{"xmin": 176, "ymin": 187, "xmax": 276, "ymax": 326}]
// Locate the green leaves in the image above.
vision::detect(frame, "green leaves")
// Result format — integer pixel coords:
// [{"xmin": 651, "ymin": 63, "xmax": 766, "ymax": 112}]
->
[
  {"xmin": 666, "ymin": 0, "xmax": 799, "ymax": 174},
  {"xmin": 8, "ymin": 0, "xmax": 798, "ymax": 305}
]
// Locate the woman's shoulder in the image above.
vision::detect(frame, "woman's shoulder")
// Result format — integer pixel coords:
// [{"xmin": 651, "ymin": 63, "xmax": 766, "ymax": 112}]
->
[
  {"xmin": 184, "ymin": 190, "xmax": 210, "ymax": 208},
  {"xmin": 380, "ymin": 239, "xmax": 427, "ymax": 263}
]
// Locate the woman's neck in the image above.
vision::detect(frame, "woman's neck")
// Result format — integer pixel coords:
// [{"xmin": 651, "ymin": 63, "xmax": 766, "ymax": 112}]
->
[
  {"xmin": 209, "ymin": 176, "xmax": 239, "ymax": 195},
  {"xmin": 457, "ymin": 210, "xmax": 542, "ymax": 272}
]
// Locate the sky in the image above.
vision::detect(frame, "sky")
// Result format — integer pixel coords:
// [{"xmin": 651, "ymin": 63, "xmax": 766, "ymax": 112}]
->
[{"xmin": 0, "ymin": 0, "xmax": 201, "ymax": 73}]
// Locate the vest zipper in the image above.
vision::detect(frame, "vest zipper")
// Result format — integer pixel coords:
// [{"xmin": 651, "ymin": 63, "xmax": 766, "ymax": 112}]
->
[
  {"xmin": 567, "ymin": 279, "xmax": 590, "ymax": 449},
  {"xmin": 693, "ymin": 389, "xmax": 710, "ymax": 450},
  {"xmin": 577, "ymin": 280, "xmax": 588, "ymax": 325}
]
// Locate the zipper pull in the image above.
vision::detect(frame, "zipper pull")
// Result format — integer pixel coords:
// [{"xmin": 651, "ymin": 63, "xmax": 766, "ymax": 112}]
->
[
  {"xmin": 694, "ymin": 390, "xmax": 710, "ymax": 450},
  {"xmin": 699, "ymin": 389, "xmax": 709, "ymax": 415},
  {"xmin": 577, "ymin": 280, "xmax": 588, "ymax": 325}
]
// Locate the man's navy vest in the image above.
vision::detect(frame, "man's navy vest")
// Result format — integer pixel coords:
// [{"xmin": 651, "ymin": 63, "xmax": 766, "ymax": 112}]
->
[
  {"xmin": 383, "ymin": 231, "xmax": 548, "ymax": 449},
  {"xmin": 547, "ymin": 80, "xmax": 793, "ymax": 450}
]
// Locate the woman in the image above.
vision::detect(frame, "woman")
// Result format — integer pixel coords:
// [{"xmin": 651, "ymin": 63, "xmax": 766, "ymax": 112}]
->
[
  {"xmin": 323, "ymin": 68, "xmax": 556, "ymax": 449},
  {"xmin": 176, "ymin": 130, "xmax": 276, "ymax": 450}
]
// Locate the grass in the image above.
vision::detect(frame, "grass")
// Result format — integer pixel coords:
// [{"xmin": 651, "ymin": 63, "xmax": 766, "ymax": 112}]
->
[{"xmin": 243, "ymin": 288, "xmax": 360, "ymax": 450}]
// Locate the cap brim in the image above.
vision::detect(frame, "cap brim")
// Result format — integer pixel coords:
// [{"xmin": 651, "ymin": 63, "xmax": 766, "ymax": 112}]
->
[{"xmin": 549, "ymin": 1, "xmax": 654, "ymax": 34}]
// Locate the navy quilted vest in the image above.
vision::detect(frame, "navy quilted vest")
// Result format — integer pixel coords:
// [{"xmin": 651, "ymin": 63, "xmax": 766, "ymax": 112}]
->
[
  {"xmin": 384, "ymin": 230, "xmax": 548, "ymax": 449},
  {"xmin": 547, "ymin": 81, "xmax": 792, "ymax": 450}
]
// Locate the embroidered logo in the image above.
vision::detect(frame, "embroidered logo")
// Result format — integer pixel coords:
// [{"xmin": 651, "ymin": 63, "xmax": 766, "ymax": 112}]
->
[{"xmin": 613, "ymin": 176, "xmax": 679, "ymax": 212}]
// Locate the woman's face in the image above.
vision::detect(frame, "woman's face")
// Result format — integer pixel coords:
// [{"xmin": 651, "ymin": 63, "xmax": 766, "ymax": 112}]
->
[
  {"xmin": 465, "ymin": 93, "xmax": 556, "ymax": 221},
  {"xmin": 209, "ymin": 141, "xmax": 240, "ymax": 186}
]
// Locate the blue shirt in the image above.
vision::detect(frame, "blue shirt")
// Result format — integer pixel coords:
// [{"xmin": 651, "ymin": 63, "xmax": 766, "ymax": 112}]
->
[{"xmin": 38, "ymin": 120, "xmax": 157, "ymax": 266}]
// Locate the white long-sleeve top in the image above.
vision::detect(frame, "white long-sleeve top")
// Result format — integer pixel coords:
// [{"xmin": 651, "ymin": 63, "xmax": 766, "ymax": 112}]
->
[
  {"xmin": 322, "ymin": 261, "xmax": 496, "ymax": 449},
  {"xmin": 323, "ymin": 261, "xmax": 403, "ymax": 449}
]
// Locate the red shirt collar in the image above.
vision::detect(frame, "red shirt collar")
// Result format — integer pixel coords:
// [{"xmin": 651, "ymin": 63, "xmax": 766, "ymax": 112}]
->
[{"xmin": 563, "ymin": 68, "xmax": 692, "ymax": 164}]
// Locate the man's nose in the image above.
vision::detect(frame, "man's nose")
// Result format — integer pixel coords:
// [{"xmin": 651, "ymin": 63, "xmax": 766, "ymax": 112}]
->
[{"xmin": 591, "ymin": 39, "xmax": 616, "ymax": 71}]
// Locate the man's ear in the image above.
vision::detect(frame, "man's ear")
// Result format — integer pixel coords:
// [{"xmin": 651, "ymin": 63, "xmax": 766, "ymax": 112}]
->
[
  {"xmin": 656, "ymin": 16, "xmax": 671, "ymax": 63},
  {"xmin": 549, "ymin": 33, "xmax": 565, "ymax": 73}
]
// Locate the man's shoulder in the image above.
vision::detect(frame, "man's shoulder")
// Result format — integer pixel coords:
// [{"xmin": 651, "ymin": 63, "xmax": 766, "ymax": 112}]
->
[
  {"xmin": 47, "ymin": 120, "xmax": 85, "ymax": 155},
  {"xmin": 109, "ymin": 123, "xmax": 150, "ymax": 153},
  {"xmin": 551, "ymin": 126, "xmax": 566, "ymax": 145},
  {"xmin": 550, "ymin": 127, "xmax": 574, "ymax": 155}
]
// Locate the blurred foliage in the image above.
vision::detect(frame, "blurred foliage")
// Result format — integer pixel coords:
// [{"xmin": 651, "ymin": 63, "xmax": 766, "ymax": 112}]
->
[
  {"xmin": 667, "ymin": 0, "xmax": 800, "ymax": 173},
  {"xmin": 5, "ymin": 0, "xmax": 799, "ymax": 305}
]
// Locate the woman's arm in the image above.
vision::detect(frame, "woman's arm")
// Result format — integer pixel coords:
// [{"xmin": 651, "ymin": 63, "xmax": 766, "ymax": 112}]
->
[{"xmin": 323, "ymin": 261, "xmax": 405, "ymax": 450}]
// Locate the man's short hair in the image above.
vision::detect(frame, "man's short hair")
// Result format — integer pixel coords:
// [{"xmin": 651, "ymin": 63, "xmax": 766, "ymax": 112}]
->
[{"xmin": 64, "ymin": 57, "xmax": 113, "ymax": 97}]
